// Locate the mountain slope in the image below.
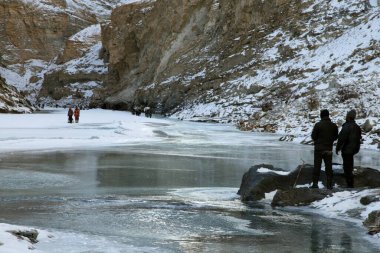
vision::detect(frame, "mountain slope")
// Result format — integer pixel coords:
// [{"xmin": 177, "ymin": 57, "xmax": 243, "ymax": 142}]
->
[
  {"xmin": 1, "ymin": 0, "xmax": 379, "ymax": 149},
  {"xmin": 0, "ymin": 0, "xmax": 139, "ymax": 110},
  {"xmin": 99, "ymin": 0, "xmax": 380, "ymax": 147}
]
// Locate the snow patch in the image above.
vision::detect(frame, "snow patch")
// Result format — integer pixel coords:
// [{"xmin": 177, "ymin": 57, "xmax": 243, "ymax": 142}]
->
[{"xmin": 257, "ymin": 167, "xmax": 290, "ymax": 176}]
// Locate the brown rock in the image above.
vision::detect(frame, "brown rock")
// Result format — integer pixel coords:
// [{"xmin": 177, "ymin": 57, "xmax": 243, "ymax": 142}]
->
[
  {"xmin": 0, "ymin": 76, "xmax": 34, "ymax": 113},
  {"xmin": 100, "ymin": 0, "xmax": 305, "ymax": 112},
  {"xmin": 8, "ymin": 229, "xmax": 39, "ymax": 244},
  {"xmin": 0, "ymin": 1, "xmax": 97, "ymax": 65},
  {"xmin": 363, "ymin": 210, "xmax": 380, "ymax": 235},
  {"xmin": 272, "ymin": 188, "xmax": 334, "ymax": 207}
]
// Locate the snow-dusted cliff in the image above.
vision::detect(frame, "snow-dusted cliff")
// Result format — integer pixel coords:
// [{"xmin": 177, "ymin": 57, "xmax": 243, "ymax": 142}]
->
[
  {"xmin": 0, "ymin": 0, "xmax": 380, "ymax": 148},
  {"xmin": 0, "ymin": 0, "xmax": 139, "ymax": 108},
  {"xmin": 99, "ymin": 0, "xmax": 380, "ymax": 147}
]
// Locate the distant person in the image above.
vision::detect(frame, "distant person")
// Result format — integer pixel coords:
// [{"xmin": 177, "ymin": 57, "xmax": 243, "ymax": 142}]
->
[
  {"xmin": 135, "ymin": 106, "xmax": 142, "ymax": 116},
  {"xmin": 144, "ymin": 106, "xmax": 152, "ymax": 118},
  {"xmin": 311, "ymin": 109, "xmax": 338, "ymax": 189},
  {"xmin": 74, "ymin": 106, "xmax": 80, "ymax": 123},
  {"xmin": 68, "ymin": 107, "xmax": 74, "ymax": 123},
  {"xmin": 336, "ymin": 110, "xmax": 362, "ymax": 188}
]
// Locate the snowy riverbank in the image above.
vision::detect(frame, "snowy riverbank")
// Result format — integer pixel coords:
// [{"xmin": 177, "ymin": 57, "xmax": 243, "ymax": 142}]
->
[{"xmin": 264, "ymin": 186, "xmax": 380, "ymax": 243}]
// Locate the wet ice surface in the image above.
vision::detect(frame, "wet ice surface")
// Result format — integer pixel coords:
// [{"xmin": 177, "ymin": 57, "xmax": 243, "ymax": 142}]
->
[
  {"xmin": 0, "ymin": 109, "xmax": 379, "ymax": 252},
  {"xmin": 0, "ymin": 149, "xmax": 379, "ymax": 252}
]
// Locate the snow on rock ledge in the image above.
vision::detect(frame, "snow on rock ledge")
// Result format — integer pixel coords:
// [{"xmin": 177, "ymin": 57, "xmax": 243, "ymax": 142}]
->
[{"xmin": 0, "ymin": 76, "xmax": 34, "ymax": 113}]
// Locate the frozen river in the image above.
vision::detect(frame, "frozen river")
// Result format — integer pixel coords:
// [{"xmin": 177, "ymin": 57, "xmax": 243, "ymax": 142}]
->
[{"xmin": 0, "ymin": 109, "xmax": 379, "ymax": 252}]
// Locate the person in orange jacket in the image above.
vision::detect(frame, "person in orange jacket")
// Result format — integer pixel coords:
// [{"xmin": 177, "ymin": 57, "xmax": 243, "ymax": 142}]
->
[{"xmin": 74, "ymin": 106, "xmax": 80, "ymax": 123}]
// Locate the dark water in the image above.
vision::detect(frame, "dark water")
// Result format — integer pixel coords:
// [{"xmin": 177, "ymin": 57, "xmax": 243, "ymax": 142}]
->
[{"xmin": 0, "ymin": 137, "xmax": 379, "ymax": 252}]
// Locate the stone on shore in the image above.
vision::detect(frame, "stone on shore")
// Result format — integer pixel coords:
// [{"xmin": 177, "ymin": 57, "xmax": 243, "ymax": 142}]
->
[
  {"xmin": 238, "ymin": 163, "xmax": 380, "ymax": 237},
  {"xmin": 363, "ymin": 211, "xmax": 380, "ymax": 235},
  {"xmin": 238, "ymin": 164, "xmax": 314, "ymax": 201},
  {"xmin": 271, "ymin": 188, "xmax": 335, "ymax": 207},
  {"xmin": 238, "ymin": 164, "xmax": 380, "ymax": 202},
  {"xmin": 7, "ymin": 229, "xmax": 39, "ymax": 244}
]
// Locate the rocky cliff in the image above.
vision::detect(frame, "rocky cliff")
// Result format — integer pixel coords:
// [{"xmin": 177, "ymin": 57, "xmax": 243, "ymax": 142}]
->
[
  {"xmin": 0, "ymin": 76, "xmax": 33, "ymax": 113},
  {"xmin": 0, "ymin": 0, "xmax": 98, "ymax": 65},
  {"xmin": 0, "ymin": 0, "xmax": 132, "ymax": 110},
  {"xmin": 1, "ymin": 0, "xmax": 380, "ymax": 148},
  {"xmin": 98, "ymin": 0, "xmax": 380, "ymax": 147}
]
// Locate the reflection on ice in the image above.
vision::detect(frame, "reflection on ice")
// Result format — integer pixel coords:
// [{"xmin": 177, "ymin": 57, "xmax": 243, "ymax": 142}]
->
[
  {"xmin": 0, "ymin": 170, "xmax": 79, "ymax": 190},
  {"xmin": 169, "ymin": 187, "xmax": 246, "ymax": 211}
]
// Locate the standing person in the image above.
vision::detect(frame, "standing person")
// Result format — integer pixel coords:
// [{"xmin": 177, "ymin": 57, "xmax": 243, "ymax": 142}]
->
[
  {"xmin": 74, "ymin": 106, "xmax": 80, "ymax": 123},
  {"xmin": 336, "ymin": 110, "xmax": 362, "ymax": 188},
  {"xmin": 311, "ymin": 109, "xmax": 338, "ymax": 189},
  {"xmin": 68, "ymin": 107, "xmax": 74, "ymax": 123}
]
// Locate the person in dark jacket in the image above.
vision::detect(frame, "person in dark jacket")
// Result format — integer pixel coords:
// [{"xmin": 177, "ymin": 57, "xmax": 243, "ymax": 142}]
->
[
  {"xmin": 336, "ymin": 109, "xmax": 362, "ymax": 188},
  {"xmin": 311, "ymin": 109, "xmax": 338, "ymax": 189},
  {"xmin": 67, "ymin": 107, "xmax": 74, "ymax": 123}
]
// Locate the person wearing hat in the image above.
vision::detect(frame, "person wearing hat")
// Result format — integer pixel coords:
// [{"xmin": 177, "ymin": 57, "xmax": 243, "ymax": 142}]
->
[
  {"xmin": 311, "ymin": 109, "xmax": 338, "ymax": 189},
  {"xmin": 336, "ymin": 109, "xmax": 362, "ymax": 188}
]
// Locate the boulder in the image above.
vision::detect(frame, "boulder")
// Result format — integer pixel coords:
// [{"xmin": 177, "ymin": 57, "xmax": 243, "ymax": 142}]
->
[
  {"xmin": 360, "ymin": 195, "xmax": 380, "ymax": 206},
  {"xmin": 238, "ymin": 164, "xmax": 380, "ymax": 202},
  {"xmin": 272, "ymin": 188, "xmax": 335, "ymax": 207},
  {"xmin": 238, "ymin": 164, "xmax": 283, "ymax": 201},
  {"xmin": 351, "ymin": 166, "xmax": 380, "ymax": 188},
  {"xmin": 362, "ymin": 119, "xmax": 374, "ymax": 133},
  {"xmin": 7, "ymin": 229, "xmax": 39, "ymax": 244},
  {"xmin": 363, "ymin": 210, "xmax": 380, "ymax": 235}
]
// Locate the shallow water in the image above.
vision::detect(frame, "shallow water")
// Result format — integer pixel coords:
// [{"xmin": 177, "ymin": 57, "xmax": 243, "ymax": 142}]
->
[{"xmin": 0, "ymin": 120, "xmax": 379, "ymax": 252}]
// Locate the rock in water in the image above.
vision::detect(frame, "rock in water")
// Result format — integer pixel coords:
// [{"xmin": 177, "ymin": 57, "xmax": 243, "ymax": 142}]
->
[
  {"xmin": 363, "ymin": 211, "xmax": 380, "ymax": 235},
  {"xmin": 238, "ymin": 164, "xmax": 380, "ymax": 202},
  {"xmin": 7, "ymin": 229, "xmax": 39, "ymax": 244},
  {"xmin": 238, "ymin": 163, "xmax": 316, "ymax": 201},
  {"xmin": 271, "ymin": 188, "xmax": 334, "ymax": 207}
]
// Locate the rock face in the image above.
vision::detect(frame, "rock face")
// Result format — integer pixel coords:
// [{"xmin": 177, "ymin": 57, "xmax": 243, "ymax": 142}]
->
[
  {"xmin": 0, "ymin": 0, "xmax": 99, "ymax": 110},
  {"xmin": 0, "ymin": 76, "xmax": 34, "ymax": 113},
  {"xmin": 0, "ymin": 0, "xmax": 97, "ymax": 65},
  {"xmin": 99, "ymin": 0, "xmax": 380, "ymax": 130},
  {"xmin": 0, "ymin": 0, "xmax": 127, "ymax": 109},
  {"xmin": 100, "ymin": 0, "xmax": 304, "ymax": 111},
  {"xmin": 38, "ymin": 25, "xmax": 107, "ymax": 108}
]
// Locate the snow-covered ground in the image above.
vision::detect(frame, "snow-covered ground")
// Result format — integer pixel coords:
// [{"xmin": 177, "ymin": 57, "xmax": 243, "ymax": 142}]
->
[
  {"xmin": 0, "ymin": 108, "xmax": 168, "ymax": 153},
  {"xmin": 0, "ymin": 109, "xmax": 379, "ymax": 251}
]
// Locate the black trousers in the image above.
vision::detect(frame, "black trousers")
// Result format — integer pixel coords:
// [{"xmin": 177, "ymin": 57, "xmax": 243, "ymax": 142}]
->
[
  {"xmin": 313, "ymin": 150, "xmax": 333, "ymax": 188},
  {"xmin": 342, "ymin": 153, "xmax": 354, "ymax": 188}
]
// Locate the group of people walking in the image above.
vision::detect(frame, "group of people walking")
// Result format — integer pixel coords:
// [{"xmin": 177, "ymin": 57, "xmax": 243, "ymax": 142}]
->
[
  {"xmin": 311, "ymin": 109, "xmax": 362, "ymax": 189},
  {"xmin": 67, "ymin": 106, "xmax": 80, "ymax": 123}
]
